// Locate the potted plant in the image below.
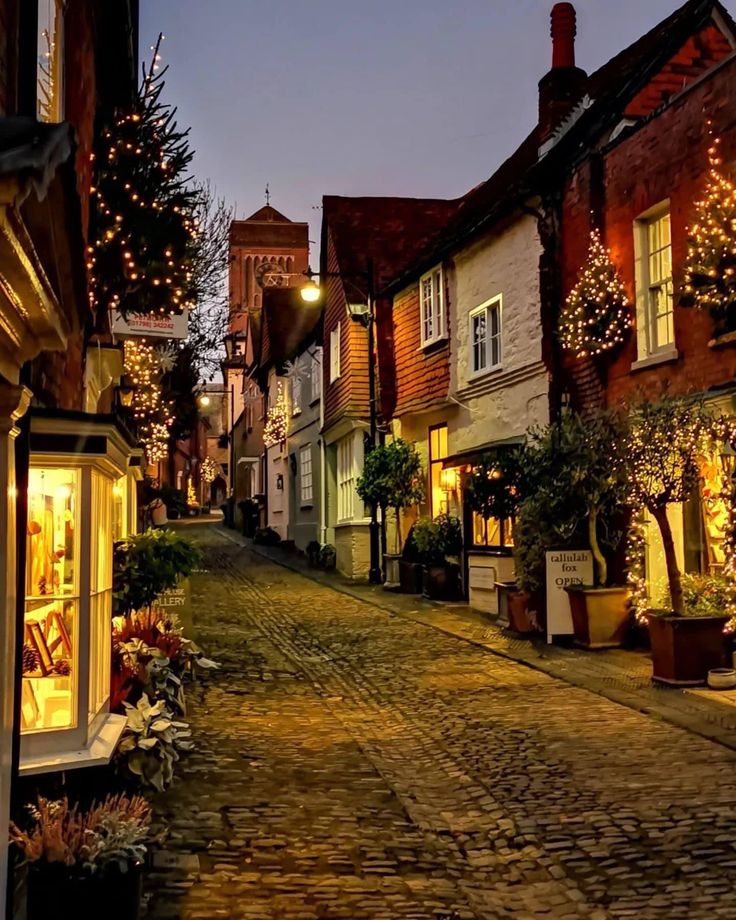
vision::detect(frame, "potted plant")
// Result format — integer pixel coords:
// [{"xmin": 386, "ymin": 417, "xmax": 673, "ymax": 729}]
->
[
  {"xmin": 413, "ymin": 513, "xmax": 463, "ymax": 600},
  {"xmin": 113, "ymin": 529, "xmax": 200, "ymax": 619},
  {"xmin": 399, "ymin": 524, "xmax": 423, "ymax": 595},
  {"xmin": 627, "ymin": 397, "xmax": 729, "ymax": 684},
  {"xmin": 466, "ymin": 448, "xmax": 525, "ymax": 624},
  {"xmin": 510, "ymin": 495, "xmax": 549, "ymax": 634},
  {"xmin": 555, "ymin": 411, "xmax": 632, "ymax": 649},
  {"xmin": 11, "ymin": 794, "xmax": 151, "ymax": 920},
  {"xmin": 357, "ymin": 438, "xmax": 425, "ymax": 588}
]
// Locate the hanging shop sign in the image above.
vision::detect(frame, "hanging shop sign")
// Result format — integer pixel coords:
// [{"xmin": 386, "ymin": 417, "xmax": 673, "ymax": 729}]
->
[
  {"xmin": 111, "ymin": 309, "xmax": 189, "ymax": 340},
  {"xmin": 545, "ymin": 549, "xmax": 594, "ymax": 643}
]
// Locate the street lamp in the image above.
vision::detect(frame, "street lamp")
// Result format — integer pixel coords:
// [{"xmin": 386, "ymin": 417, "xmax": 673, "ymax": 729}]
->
[
  {"xmin": 299, "ymin": 262, "xmax": 382, "ymax": 585},
  {"xmin": 198, "ymin": 394, "xmax": 211, "ymax": 408}
]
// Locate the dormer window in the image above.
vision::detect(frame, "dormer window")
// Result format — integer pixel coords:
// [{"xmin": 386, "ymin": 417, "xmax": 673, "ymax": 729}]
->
[{"xmin": 420, "ymin": 266, "xmax": 446, "ymax": 348}]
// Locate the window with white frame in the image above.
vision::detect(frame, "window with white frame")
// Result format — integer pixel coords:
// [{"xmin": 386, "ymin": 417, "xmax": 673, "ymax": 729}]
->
[
  {"xmin": 300, "ymin": 445, "xmax": 313, "ymax": 505},
  {"xmin": 634, "ymin": 207, "xmax": 675, "ymax": 358},
  {"xmin": 420, "ymin": 266, "xmax": 446, "ymax": 347},
  {"xmin": 37, "ymin": 0, "xmax": 65, "ymax": 123},
  {"xmin": 469, "ymin": 296, "xmax": 502, "ymax": 376},
  {"xmin": 330, "ymin": 324, "xmax": 341, "ymax": 382},
  {"xmin": 292, "ymin": 374, "xmax": 302, "ymax": 416},
  {"xmin": 337, "ymin": 436, "xmax": 355, "ymax": 522},
  {"xmin": 310, "ymin": 349, "xmax": 322, "ymax": 403}
]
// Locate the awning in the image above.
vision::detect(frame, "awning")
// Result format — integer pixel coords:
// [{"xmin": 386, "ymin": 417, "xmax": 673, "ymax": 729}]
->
[{"xmin": 442, "ymin": 436, "xmax": 524, "ymax": 469}]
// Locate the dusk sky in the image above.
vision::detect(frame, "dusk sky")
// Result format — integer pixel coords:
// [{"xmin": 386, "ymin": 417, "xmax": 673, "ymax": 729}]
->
[{"xmin": 140, "ymin": 0, "xmax": 721, "ymax": 250}]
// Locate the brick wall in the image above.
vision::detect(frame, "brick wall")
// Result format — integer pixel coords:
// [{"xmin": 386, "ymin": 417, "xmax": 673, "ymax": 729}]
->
[
  {"xmin": 560, "ymin": 52, "xmax": 736, "ymax": 409},
  {"xmin": 65, "ymin": 0, "xmax": 96, "ymax": 244}
]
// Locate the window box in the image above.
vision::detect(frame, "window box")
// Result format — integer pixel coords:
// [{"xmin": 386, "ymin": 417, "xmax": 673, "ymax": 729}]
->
[{"xmin": 20, "ymin": 412, "xmax": 137, "ymax": 775}]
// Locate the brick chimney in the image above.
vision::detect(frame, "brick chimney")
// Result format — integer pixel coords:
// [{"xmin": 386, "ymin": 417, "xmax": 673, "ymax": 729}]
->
[{"xmin": 539, "ymin": 3, "xmax": 587, "ymax": 144}]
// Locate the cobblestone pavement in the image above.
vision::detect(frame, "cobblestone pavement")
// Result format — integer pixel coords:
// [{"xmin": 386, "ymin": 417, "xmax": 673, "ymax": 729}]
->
[{"xmin": 145, "ymin": 525, "xmax": 736, "ymax": 920}]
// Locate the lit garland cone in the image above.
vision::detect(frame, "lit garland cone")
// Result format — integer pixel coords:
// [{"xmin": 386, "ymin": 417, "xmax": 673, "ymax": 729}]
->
[{"xmin": 682, "ymin": 134, "xmax": 736, "ymax": 337}]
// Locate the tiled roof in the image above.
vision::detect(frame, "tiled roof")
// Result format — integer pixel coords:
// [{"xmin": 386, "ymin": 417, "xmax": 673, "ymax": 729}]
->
[
  {"xmin": 384, "ymin": 0, "xmax": 736, "ymax": 294},
  {"xmin": 321, "ymin": 196, "xmax": 462, "ymax": 297},
  {"xmin": 242, "ymin": 204, "xmax": 292, "ymax": 223}
]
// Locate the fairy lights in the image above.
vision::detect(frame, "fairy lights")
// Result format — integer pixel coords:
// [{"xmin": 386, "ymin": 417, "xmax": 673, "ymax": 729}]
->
[
  {"xmin": 263, "ymin": 381, "xmax": 288, "ymax": 448},
  {"xmin": 201, "ymin": 457, "xmax": 217, "ymax": 484},
  {"xmin": 123, "ymin": 341, "xmax": 174, "ymax": 462},
  {"xmin": 559, "ymin": 228, "xmax": 633, "ymax": 358},
  {"xmin": 682, "ymin": 130, "xmax": 736, "ymax": 335},
  {"xmin": 88, "ymin": 34, "xmax": 197, "ymax": 319}
]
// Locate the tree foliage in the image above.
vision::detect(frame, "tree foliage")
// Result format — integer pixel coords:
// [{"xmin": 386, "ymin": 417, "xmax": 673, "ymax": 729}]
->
[
  {"xmin": 113, "ymin": 529, "xmax": 200, "ymax": 616},
  {"xmin": 356, "ymin": 439, "xmax": 425, "ymax": 550}
]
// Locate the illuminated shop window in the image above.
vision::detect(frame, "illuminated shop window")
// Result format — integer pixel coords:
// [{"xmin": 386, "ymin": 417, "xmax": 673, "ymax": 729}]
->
[{"xmin": 23, "ymin": 469, "xmax": 79, "ymax": 733}]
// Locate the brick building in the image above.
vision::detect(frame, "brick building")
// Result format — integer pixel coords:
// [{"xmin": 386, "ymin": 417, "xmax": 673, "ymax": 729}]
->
[
  {"xmin": 226, "ymin": 205, "xmax": 309, "ymax": 528},
  {"xmin": 0, "ymin": 1, "xmax": 139, "ymax": 909},
  {"xmin": 319, "ymin": 196, "xmax": 459, "ymax": 579}
]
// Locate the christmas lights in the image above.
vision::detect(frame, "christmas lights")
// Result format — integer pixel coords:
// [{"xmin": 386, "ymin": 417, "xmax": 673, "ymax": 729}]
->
[
  {"xmin": 559, "ymin": 228, "xmax": 633, "ymax": 358},
  {"xmin": 123, "ymin": 341, "xmax": 174, "ymax": 462},
  {"xmin": 263, "ymin": 382, "xmax": 288, "ymax": 448},
  {"xmin": 682, "ymin": 132, "xmax": 736, "ymax": 336},
  {"xmin": 201, "ymin": 457, "xmax": 217, "ymax": 484}
]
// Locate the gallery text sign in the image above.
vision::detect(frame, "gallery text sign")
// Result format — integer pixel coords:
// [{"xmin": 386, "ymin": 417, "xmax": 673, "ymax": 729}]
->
[
  {"xmin": 545, "ymin": 550, "xmax": 594, "ymax": 643},
  {"xmin": 111, "ymin": 309, "xmax": 189, "ymax": 339}
]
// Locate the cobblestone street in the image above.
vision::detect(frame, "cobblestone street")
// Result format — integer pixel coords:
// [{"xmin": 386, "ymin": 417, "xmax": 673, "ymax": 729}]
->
[{"xmin": 146, "ymin": 524, "xmax": 736, "ymax": 920}]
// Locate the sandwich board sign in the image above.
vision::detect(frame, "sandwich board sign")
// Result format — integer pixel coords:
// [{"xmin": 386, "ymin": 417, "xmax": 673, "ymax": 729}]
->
[
  {"xmin": 111, "ymin": 309, "xmax": 189, "ymax": 340},
  {"xmin": 545, "ymin": 550, "xmax": 594, "ymax": 643}
]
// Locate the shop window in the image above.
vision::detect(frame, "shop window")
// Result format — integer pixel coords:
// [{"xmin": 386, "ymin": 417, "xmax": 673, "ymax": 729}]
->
[
  {"xmin": 420, "ymin": 266, "xmax": 446, "ymax": 348},
  {"xmin": 429, "ymin": 425, "xmax": 449, "ymax": 517},
  {"xmin": 634, "ymin": 206, "xmax": 674, "ymax": 359},
  {"xmin": 23, "ymin": 468, "xmax": 79, "ymax": 733},
  {"xmin": 37, "ymin": 0, "xmax": 65, "ymax": 123},
  {"xmin": 472, "ymin": 513, "xmax": 514, "ymax": 549}
]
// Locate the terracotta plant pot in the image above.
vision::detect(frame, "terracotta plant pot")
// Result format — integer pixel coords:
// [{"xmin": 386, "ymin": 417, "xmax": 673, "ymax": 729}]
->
[
  {"xmin": 399, "ymin": 561, "xmax": 423, "ymax": 595},
  {"xmin": 27, "ymin": 862, "xmax": 143, "ymax": 920},
  {"xmin": 383, "ymin": 553, "xmax": 401, "ymax": 589},
  {"xmin": 507, "ymin": 591, "xmax": 539, "ymax": 634},
  {"xmin": 423, "ymin": 563, "xmax": 460, "ymax": 601},
  {"xmin": 646, "ymin": 612, "xmax": 729, "ymax": 686},
  {"xmin": 566, "ymin": 585, "xmax": 631, "ymax": 649}
]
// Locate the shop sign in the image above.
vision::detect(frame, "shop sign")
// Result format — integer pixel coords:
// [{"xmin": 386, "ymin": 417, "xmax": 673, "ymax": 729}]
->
[
  {"xmin": 157, "ymin": 578, "xmax": 191, "ymax": 629},
  {"xmin": 545, "ymin": 550, "xmax": 593, "ymax": 643},
  {"xmin": 111, "ymin": 309, "xmax": 189, "ymax": 340}
]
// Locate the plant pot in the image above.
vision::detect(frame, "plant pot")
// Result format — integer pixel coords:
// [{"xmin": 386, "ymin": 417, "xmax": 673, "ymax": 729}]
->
[
  {"xmin": 383, "ymin": 553, "xmax": 401, "ymax": 589},
  {"xmin": 566, "ymin": 585, "xmax": 630, "ymax": 649},
  {"xmin": 399, "ymin": 561, "xmax": 423, "ymax": 595},
  {"xmin": 646, "ymin": 612, "xmax": 729, "ymax": 686},
  {"xmin": 27, "ymin": 862, "xmax": 143, "ymax": 920},
  {"xmin": 507, "ymin": 590, "xmax": 539, "ymax": 634},
  {"xmin": 708, "ymin": 668, "xmax": 736, "ymax": 690},
  {"xmin": 423, "ymin": 563, "xmax": 460, "ymax": 601},
  {"xmin": 495, "ymin": 581, "xmax": 518, "ymax": 627}
]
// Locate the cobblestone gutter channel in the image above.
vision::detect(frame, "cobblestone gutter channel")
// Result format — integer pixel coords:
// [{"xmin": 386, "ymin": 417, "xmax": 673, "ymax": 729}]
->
[{"xmin": 145, "ymin": 525, "xmax": 736, "ymax": 920}]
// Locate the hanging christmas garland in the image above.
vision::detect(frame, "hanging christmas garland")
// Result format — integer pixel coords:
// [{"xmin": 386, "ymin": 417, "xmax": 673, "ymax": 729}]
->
[
  {"xmin": 559, "ymin": 228, "xmax": 632, "ymax": 358},
  {"xmin": 263, "ymin": 381, "xmax": 287, "ymax": 448},
  {"xmin": 123, "ymin": 340, "xmax": 174, "ymax": 462}
]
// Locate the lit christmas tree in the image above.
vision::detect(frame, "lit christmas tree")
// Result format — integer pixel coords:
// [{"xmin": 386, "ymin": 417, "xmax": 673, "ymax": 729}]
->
[
  {"xmin": 559, "ymin": 228, "xmax": 632, "ymax": 358},
  {"xmin": 88, "ymin": 35, "xmax": 198, "ymax": 318},
  {"xmin": 263, "ymin": 381, "xmax": 288, "ymax": 447},
  {"xmin": 681, "ymin": 134, "xmax": 736, "ymax": 335}
]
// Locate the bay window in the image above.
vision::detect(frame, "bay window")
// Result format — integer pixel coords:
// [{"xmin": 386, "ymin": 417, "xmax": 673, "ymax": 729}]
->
[
  {"xmin": 337, "ymin": 436, "xmax": 355, "ymax": 522},
  {"xmin": 20, "ymin": 412, "xmax": 133, "ymax": 775}
]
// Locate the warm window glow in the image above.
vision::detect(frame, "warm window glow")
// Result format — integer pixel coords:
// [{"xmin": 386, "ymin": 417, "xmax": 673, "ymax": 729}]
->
[
  {"xmin": 473, "ymin": 513, "xmax": 514, "ymax": 549},
  {"xmin": 23, "ymin": 468, "xmax": 79, "ymax": 733},
  {"xmin": 429, "ymin": 425, "xmax": 449, "ymax": 517}
]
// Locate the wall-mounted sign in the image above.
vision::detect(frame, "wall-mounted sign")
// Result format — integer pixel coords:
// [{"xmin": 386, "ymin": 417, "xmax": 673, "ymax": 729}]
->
[
  {"xmin": 545, "ymin": 550, "xmax": 594, "ymax": 643},
  {"xmin": 111, "ymin": 309, "xmax": 189, "ymax": 340}
]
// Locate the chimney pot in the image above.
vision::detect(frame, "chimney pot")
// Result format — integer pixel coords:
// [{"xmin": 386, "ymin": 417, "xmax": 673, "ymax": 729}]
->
[{"xmin": 551, "ymin": 2, "xmax": 577, "ymax": 70}]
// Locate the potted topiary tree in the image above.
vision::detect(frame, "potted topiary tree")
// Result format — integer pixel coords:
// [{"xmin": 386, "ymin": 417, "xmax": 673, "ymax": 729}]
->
[
  {"xmin": 627, "ymin": 397, "xmax": 729, "ymax": 684},
  {"xmin": 356, "ymin": 438, "xmax": 425, "ymax": 588},
  {"xmin": 466, "ymin": 447, "xmax": 525, "ymax": 624},
  {"xmin": 413, "ymin": 513, "xmax": 463, "ymax": 600},
  {"xmin": 559, "ymin": 411, "xmax": 633, "ymax": 649}
]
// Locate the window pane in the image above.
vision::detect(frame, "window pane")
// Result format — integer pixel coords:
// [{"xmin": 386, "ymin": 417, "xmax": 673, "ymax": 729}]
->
[
  {"xmin": 26, "ymin": 468, "xmax": 79, "ymax": 598},
  {"xmin": 89, "ymin": 590, "xmax": 112, "ymax": 722},
  {"xmin": 22, "ymin": 598, "xmax": 77, "ymax": 732}
]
